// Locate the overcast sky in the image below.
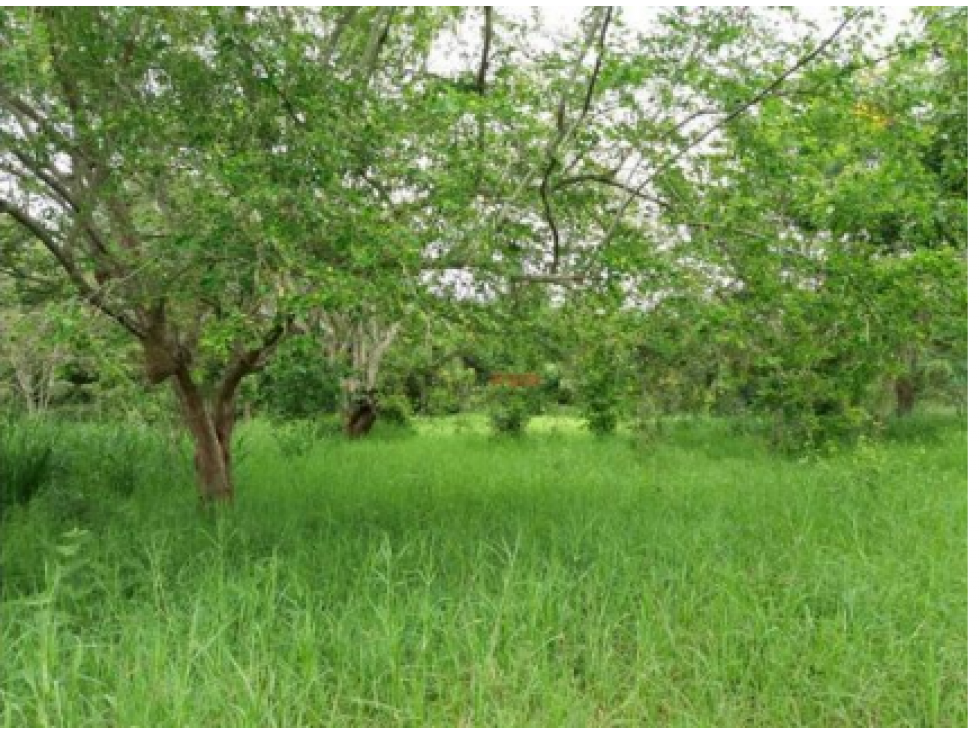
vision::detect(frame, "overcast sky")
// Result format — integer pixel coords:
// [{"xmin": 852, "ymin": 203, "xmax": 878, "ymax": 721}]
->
[
  {"xmin": 431, "ymin": 7, "xmax": 919, "ymax": 78},
  {"xmin": 537, "ymin": 6, "xmax": 914, "ymax": 36}
]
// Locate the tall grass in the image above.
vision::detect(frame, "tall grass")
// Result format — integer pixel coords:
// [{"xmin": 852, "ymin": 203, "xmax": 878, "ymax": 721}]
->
[
  {"xmin": 0, "ymin": 414, "xmax": 966, "ymax": 726},
  {"xmin": 0, "ymin": 420, "xmax": 57, "ymax": 520}
]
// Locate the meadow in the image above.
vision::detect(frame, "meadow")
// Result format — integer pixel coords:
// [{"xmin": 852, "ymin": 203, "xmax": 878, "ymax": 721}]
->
[{"xmin": 0, "ymin": 413, "xmax": 967, "ymax": 727}]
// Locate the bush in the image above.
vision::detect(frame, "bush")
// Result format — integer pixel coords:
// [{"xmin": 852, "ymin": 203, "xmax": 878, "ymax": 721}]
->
[
  {"xmin": 540, "ymin": 363, "xmax": 574, "ymax": 405},
  {"xmin": 425, "ymin": 386, "xmax": 463, "ymax": 416},
  {"xmin": 0, "ymin": 421, "xmax": 56, "ymax": 519},
  {"xmin": 584, "ymin": 398, "xmax": 618, "ymax": 436},
  {"xmin": 578, "ymin": 374, "xmax": 620, "ymax": 436},
  {"xmin": 488, "ymin": 386, "xmax": 541, "ymax": 437},
  {"xmin": 378, "ymin": 393, "xmax": 413, "ymax": 427},
  {"xmin": 768, "ymin": 389, "xmax": 879, "ymax": 454},
  {"xmin": 255, "ymin": 340, "xmax": 344, "ymax": 419}
]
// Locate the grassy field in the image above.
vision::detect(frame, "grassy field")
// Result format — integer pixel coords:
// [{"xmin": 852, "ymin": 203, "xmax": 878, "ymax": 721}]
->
[{"xmin": 0, "ymin": 413, "xmax": 967, "ymax": 726}]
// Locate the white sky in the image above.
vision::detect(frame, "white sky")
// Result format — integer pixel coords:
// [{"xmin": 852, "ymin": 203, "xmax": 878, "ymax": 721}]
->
[
  {"xmin": 537, "ymin": 5, "xmax": 914, "ymax": 35},
  {"xmin": 431, "ymin": 6, "xmax": 918, "ymax": 80}
]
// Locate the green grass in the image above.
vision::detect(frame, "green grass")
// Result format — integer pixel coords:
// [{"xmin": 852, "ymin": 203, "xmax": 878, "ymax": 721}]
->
[{"xmin": 0, "ymin": 413, "xmax": 967, "ymax": 726}]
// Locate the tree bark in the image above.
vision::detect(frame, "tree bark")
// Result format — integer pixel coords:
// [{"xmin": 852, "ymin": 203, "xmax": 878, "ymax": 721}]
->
[
  {"xmin": 161, "ymin": 322, "xmax": 284, "ymax": 503},
  {"xmin": 344, "ymin": 396, "xmax": 378, "ymax": 438},
  {"xmin": 173, "ymin": 368, "xmax": 235, "ymax": 503}
]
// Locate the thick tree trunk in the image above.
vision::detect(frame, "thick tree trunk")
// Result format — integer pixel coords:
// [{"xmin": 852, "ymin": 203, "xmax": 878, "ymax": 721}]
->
[
  {"xmin": 344, "ymin": 399, "xmax": 378, "ymax": 438},
  {"xmin": 895, "ymin": 375, "xmax": 917, "ymax": 417},
  {"xmin": 139, "ymin": 312, "xmax": 285, "ymax": 504},
  {"xmin": 341, "ymin": 382, "xmax": 378, "ymax": 438},
  {"xmin": 174, "ymin": 369, "xmax": 235, "ymax": 503}
]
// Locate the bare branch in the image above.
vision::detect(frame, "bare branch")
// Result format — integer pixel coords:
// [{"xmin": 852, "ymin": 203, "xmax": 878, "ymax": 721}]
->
[
  {"xmin": 361, "ymin": 8, "xmax": 396, "ymax": 83},
  {"xmin": 216, "ymin": 320, "xmax": 291, "ymax": 404},
  {"xmin": 475, "ymin": 7, "xmax": 493, "ymax": 95},
  {"xmin": 554, "ymin": 173, "xmax": 666, "ymax": 204}
]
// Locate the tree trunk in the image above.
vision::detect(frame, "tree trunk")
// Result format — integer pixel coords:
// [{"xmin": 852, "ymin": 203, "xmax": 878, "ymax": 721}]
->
[
  {"xmin": 144, "ymin": 319, "xmax": 285, "ymax": 503},
  {"xmin": 344, "ymin": 399, "xmax": 378, "ymax": 438},
  {"xmin": 341, "ymin": 381, "xmax": 378, "ymax": 438},
  {"xmin": 174, "ymin": 369, "xmax": 235, "ymax": 503},
  {"xmin": 895, "ymin": 375, "xmax": 917, "ymax": 417}
]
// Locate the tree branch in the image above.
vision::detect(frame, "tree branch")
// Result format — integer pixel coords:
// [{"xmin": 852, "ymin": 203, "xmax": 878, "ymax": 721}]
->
[
  {"xmin": 0, "ymin": 197, "xmax": 143, "ymax": 337},
  {"xmin": 554, "ymin": 173, "xmax": 666, "ymax": 204},
  {"xmin": 539, "ymin": 157, "xmax": 562, "ymax": 273},
  {"xmin": 599, "ymin": 10, "xmax": 864, "ymax": 251},
  {"xmin": 7, "ymin": 152, "xmax": 79, "ymax": 212},
  {"xmin": 216, "ymin": 320, "xmax": 290, "ymax": 404},
  {"xmin": 539, "ymin": 7, "xmax": 614, "ymax": 273},
  {"xmin": 475, "ymin": 7, "xmax": 493, "ymax": 95},
  {"xmin": 565, "ymin": 7, "xmax": 614, "ymax": 142},
  {"xmin": 509, "ymin": 273, "xmax": 586, "ymax": 284},
  {"xmin": 361, "ymin": 8, "xmax": 396, "ymax": 83},
  {"xmin": 323, "ymin": 7, "xmax": 359, "ymax": 66}
]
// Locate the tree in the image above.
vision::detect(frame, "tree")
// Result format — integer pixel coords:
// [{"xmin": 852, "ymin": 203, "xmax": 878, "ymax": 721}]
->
[
  {"xmin": 1, "ymin": 6, "xmax": 960, "ymax": 478},
  {"xmin": 0, "ymin": 8, "xmax": 456, "ymax": 500},
  {"xmin": 303, "ymin": 308, "xmax": 401, "ymax": 437},
  {"xmin": 670, "ymin": 8, "xmax": 967, "ymax": 445}
]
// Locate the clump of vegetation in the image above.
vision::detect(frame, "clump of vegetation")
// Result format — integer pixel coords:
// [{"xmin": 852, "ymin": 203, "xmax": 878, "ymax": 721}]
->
[
  {"xmin": 0, "ymin": 421, "xmax": 57, "ymax": 518},
  {"xmin": 628, "ymin": 403, "xmax": 661, "ymax": 448},
  {"xmin": 579, "ymin": 375, "xmax": 621, "ymax": 436},
  {"xmin": 583, "ymin": 397, "xmax": 618, "ymax": 436},
  {"xmin": 488, "ymin": 386, "xmax": 542, "ymax": 436},
  {"xmin": 377, "ymin": 393, "xmax": 414, "ymax": 428},
  {"xmin": 271, "ymin": 417, "xmax": 342, "ymax": 458},
  {"xmin": 256, "ymin": 340, "xmax": 345, "ymax": 420}
]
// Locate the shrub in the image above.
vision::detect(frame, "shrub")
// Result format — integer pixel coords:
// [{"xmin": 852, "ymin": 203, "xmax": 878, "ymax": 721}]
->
[
  {"xmin": 583, "ymin": 393, "xmax": 619, "ymax": 436},
  {"xmin": 425, "ymin": 386, "xmax": 463, "ymax": 416},
  {"xmin": 273, "ymin": 420, "xmax": 323, "ymax": 458},
  {"xmin": 255, "ymin": 339, "xmax": 344, "ymax": 419},
  {"xmin": 767, "ymin": 386, "xmax": 880, "ymax": 453},
  {"xmin": 578, "ymin": 373, "xmax": 620, "ymax": 436},
  {"xmin": 378, "ymin": 393, "xmax": 413, "ymax": 427},
  {"xmin": 488, "ymin": 386, "xmax": 541, "ymax": 437}
]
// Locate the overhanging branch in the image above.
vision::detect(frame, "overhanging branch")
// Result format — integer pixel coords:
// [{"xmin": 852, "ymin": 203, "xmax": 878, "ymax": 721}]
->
[{"xmin": 0, "ymin": 197, "xmax": 143, "ymax": 338}]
